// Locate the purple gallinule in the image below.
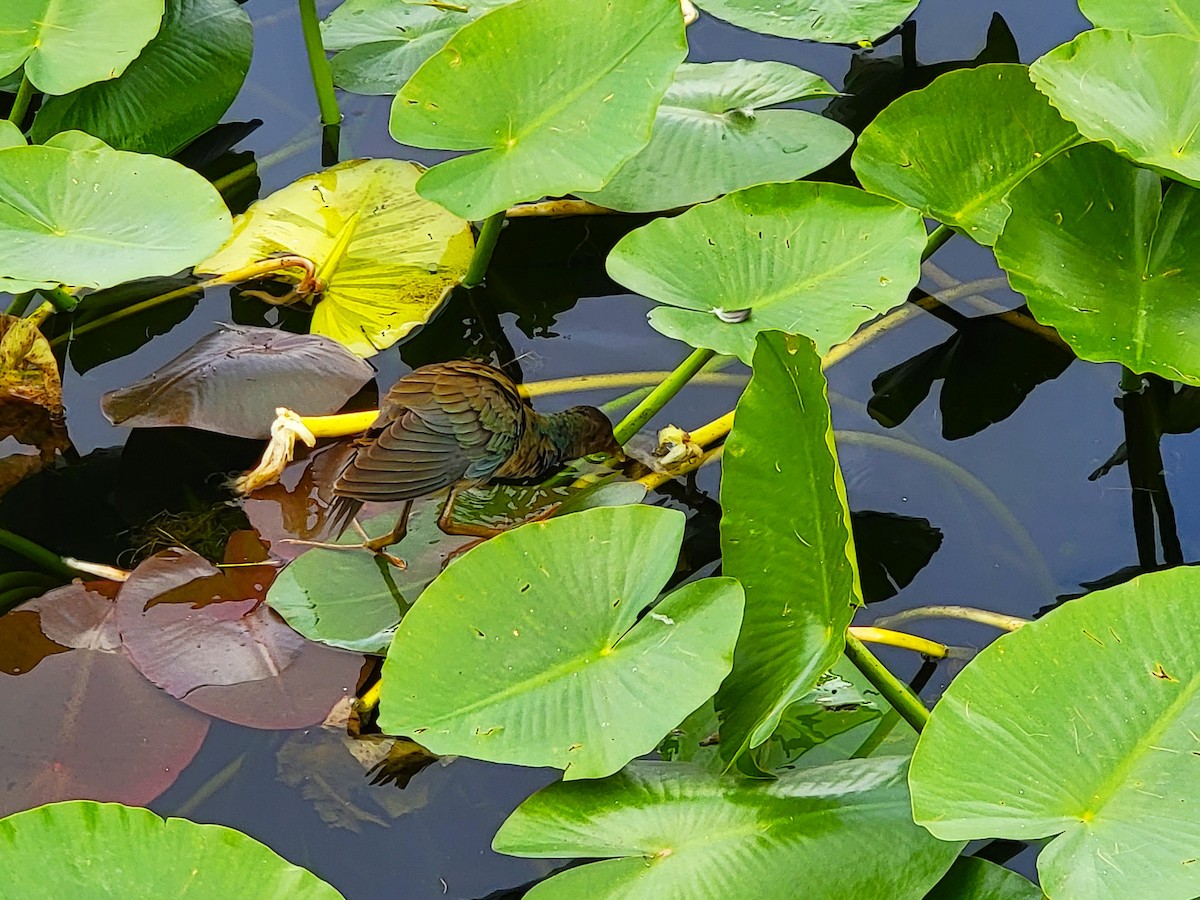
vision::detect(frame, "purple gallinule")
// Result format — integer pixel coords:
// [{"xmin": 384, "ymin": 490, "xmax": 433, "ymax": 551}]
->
[{"xmin": 328, "ymin": 360, "xmax": 620, "ymax": 552}]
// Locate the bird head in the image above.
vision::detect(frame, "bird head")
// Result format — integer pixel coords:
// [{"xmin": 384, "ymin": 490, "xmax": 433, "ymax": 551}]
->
[{"xmin": 560, "ymin": 405, "xmax": 622, "ymax": 460}]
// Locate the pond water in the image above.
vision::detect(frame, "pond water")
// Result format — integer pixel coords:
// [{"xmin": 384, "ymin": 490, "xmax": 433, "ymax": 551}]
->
[{"xmin": 0, "ymin": 0, "xmax": 1173, "ymax": 896}]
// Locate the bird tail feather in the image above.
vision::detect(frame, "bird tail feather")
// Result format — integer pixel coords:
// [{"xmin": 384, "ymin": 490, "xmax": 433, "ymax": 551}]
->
[{"xmin": 326, "ymin": 496, "xmax": 364, "ymax": 540}]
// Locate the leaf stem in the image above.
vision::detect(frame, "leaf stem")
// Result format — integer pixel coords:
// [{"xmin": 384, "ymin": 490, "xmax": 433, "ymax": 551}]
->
[
  {"xmin": 843, "ymin": 632, "xmax": 929, "ymax": 733},
  {"xmin": 613, "ymin": 347, "xmax": 716, "ymax": 444},
  {"xmin": 921, "ymin": 223, "xmax": 955, "ymax": 262},
  {"xmin": 297, "ymin": 0, "xmax": 340, "ymax": 130},
  {"xmin": 872, "ymin": 605, "xmax": 1030, "ymax": 633},
  {"xmin": 522, "ymin": 370, "xmax": 746, "ymax": 400},
  {"xmin": 7, "ymin": 71, "xmax": 33, "ymax": 127},
  {"xmin": 41, "ymin": 286, "xmax": 78, "ymax": 313},
  {"xmin": 6, "ymin": 291, "xmax": 34, "ymax": 316},
  {"xmin": 847, "ymin": 626, "xmax": 957, "ymax": 659},
  {"xmin": 0, "ymin": 528, "xmax": 78, "ymax": 580},
  {"xmin": 49, "ymin": 278, "xmax": 219, "ymax": 348},
  {"xmin": 464, "ymin": 211, "xmax": 506, "ymax": 288}
]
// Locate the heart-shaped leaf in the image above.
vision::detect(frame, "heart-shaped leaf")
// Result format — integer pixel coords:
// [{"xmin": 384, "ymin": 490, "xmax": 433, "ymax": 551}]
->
[
  {"xmin": 0, "ymin": 801, "xmax": 341, "ymax": 898},
  {"xmin": 196, "ymin": 158, "xmax": 473, "ymax": 358},
  {"xmin": 695, "ymin": 0, "xmax": 919, "ymax": 43},
  {"xmin": 0, "ymin": 0, "xmax": 163, "ymax": 95},
  {"xmin": 1079, "ymin": 0, "xmax": 1200, "ymax": 36},
  {"xmin": 389, "ymin": 0, "xmax": 687, "ymax": 219},
  {"xmin": 716, "ymin": 332, "xmax": 860, "ymax": 762},
  {"xmin": 852, "ymin": 64, "xmax": 1079, "ymax": 245},
  {"xmin": 379, "ymin": 505, "xmax": 744, "ymax": 779},
  {"xmin": 910, "ymin": 563, "xmax": 1200, "ymax": 900},
  {"xmin": 1030, "ymin": 29, "xmax": 1200, "ymax": 188},
  {"xmin": 606, "ymin": 182, "xmax": 925, "ymax": 364},
  {"xmin": 494, "ymin": 757, "xmax": 962, "ymax": 898},
  {"xmin": 578, "ymin": 60, "xmax": 850, "ymax": 212},
  {"xmin": 31, "ymin": 0, "xmax": 253, "ymax": 156},
  {"xmin": 0, "ymin": 138, "xmax": 230, "ymax": 290},
  {"xmin": 995, "ymin": 143, "xmax": 1200, "ymax": 385}
]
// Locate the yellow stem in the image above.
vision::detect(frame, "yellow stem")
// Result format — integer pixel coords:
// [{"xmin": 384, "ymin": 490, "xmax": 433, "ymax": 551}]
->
[
  {"xmin": 359, "ymin": 680, "xmax": 381, "ymax": 713},
  {"xmin": 872, "ymin": 605, "xmax": 1030, "ymax": 632},
  {"xmin": 847, "ymin": 626, "xmax": 954, "ymax": 659},
  {"xmin": 298, "ymin": 410, "xmax": 378, "ymax": 437},
  {"xmin": 505, "ymin": 199, "xmax": 622, "ymax": 217},
  {"xmin": 520, "ymin": 371, "xmax": 745, "ymax": 398},
  {"xmin": 638, "ymin": 444, "xmax": 724, "ymax": 491}
]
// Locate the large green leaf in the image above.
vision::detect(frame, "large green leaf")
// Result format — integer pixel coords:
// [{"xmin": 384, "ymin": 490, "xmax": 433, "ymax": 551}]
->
[
  {"xmin": 0, "ymin": 0, "xmax": 164, "ymax": 95},
  {"xmin": 389, "ymin": 0, "xmax": 687, "ymax": 219},
  {"xmin": 1079, "ymin": 0, "xmax": 1200, "ymax": 36},
  {"xmin": 578, "ymin": 60, "xmax": 850, "ymax": 213},
  {"xmin": 493, "ymin": 757, "xmax": 962, "ymax": 898},
  {"xmin": 715, "ymin": 332, "xmax": 860, "ymax": 762},
  {"xmin": 378, "ymin": 505, "xmax": 744, "ymax": 780},
  {"xmin": 910, "ymin": 564, "xmax": 1200, "ymax": 900},
  {"xmin": 0, "ymin": 121, "xmax": 23, "ymax": 150},
  {"xmin": 925, "ymin": 858, "xmax": 1043, "ymax": 900},
  {"xmin": 1030, "ymin": 29, "xmax": 1200, "ymax": 188},
  {"xmin": 852, "ymin": 64, "xmax": 1079, "ymax": 246},
  {"xmin": 322, "ymin": 0, "xmax": 516, "ymax": 95},
  {"xmin": 695, "ymin": 0, "xmax": 919, "ymax": 42},
  {"xmin": 196, "ymin": 158, "xmax": 474, "ymax": 358},
  {"xmin": 31, "ymin": 0, "xmax": 252, "ymax": 156},
  {"xmin": 994, "ymin": 143, "xmax": 1200, "ymax": 385},
  {"xmin": 0, "ymin": 801, "xmax": 342, "ymax": 897},
  {"xmin": 606, "ymin": 182, "xmax": 925, "ymax": 364},
  {"xmin": 0, "ymin": 138, "xmax": 230, "ymax": 290}
]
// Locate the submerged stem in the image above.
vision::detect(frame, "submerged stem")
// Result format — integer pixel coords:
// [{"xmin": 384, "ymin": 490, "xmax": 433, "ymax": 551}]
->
[
  {"xmin": 843, "ymin": 632, "xmax": 930, "ymax": 733},
  {"xmin": 464, "ymin": 211, "xmax": 506, "ymax": 288},
  {"xmin": 613, "ymin": 347, "xmax": 717, "ymax": 444},
  {"xmin": 873, "ymin": 605, "xmax": 1030, "ymax": 633},
  {"xmin": 0, "ymin": 529, "xmax": 78, "ymax": 580}
]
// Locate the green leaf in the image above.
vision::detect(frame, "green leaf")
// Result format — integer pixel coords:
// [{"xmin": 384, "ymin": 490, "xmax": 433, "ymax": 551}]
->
[
  {"xmin": 606, "ymin": 182, "xmax": 925, "ymax": 364},
  {"xmin": 694, "ymin": 0, "xmax": 919, "ymax": 43},
  {"xmin": 31, "ymin": 0, "xmax": 253, "ymax": 156},
  {"xmin": 0, "ymin": 0, "xmax": 164, "ymax": 95},
  {"xmin": 577, "ymin": 60, "xmax": 851, "ymax": 213},
  {"xmin": 925, "ymin": 858, "xmax": 1043, "ymax": 900},
  {"xmin": 715, "ymin": 332, "xmax": 860, "ymax": 762},
  {"xmin": 1030, "ymin": 29, "xmax": 1200, "ymax": 188},
  {"xmin": 852, "ymin": 64, "xmax": 1079, "ymax": 246},
  {"xmin": 322, "ymin": 0, "xmax": 516, "ymax": 95},
  {"xmin": 1079, "ymin": 0, "xmax": 1200, "ymax": 36},
  {"xmin": 0, "ymin": 139, "xmax": 230, "ymax": 290},
  {"xmin": 493, "ymin": 757, "xmax": 962, "ymax": 899},
  {"xmin": 0, "ymin": 121, "xmax": 24, "ymax": 149},
  {"xmin": 389, "ymin": 0, "xmax": 687, "ymax": 219},
  {"xmin": 909, "ymin": 564, "xmax": 1200, "ymax": 900},
  {"xmin": 0, "ymin": 801, "xmax": 342, "ymax": 898},
  {"xmin": 994, "ymin": 143, "xmax": 1200, "ymax": 385},
  {"xmin": 379, "ymin": 505, "xmax": 744, "ymax": 780},
  {"xmin": 196, "ymin": 158, "xmax": 474, "ymax": 358}
]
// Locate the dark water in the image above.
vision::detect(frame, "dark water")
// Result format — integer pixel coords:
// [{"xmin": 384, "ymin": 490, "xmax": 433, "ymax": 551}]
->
[{"xmin": 2, "ymin": 0, "xmax": 1156, "ymax": 896}]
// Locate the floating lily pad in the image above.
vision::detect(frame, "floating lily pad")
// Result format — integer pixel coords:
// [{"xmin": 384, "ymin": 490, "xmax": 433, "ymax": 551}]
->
[
  {"xmin": 196, "ymin": 158, "xmax": 473, "ymax": 358},
  {"xmin": 1030, "ymin": 29, "xmax": 1200, "ymax": 188},
  {"xmin": 322, "ymin": 0, "xmax": 516, "ymax": 95},
  {"xmin": 716, "ymin": 332, "xmax": 860, "ymax": 763},
  {"xmin": 578, "ymin": 60, "xmax": 850, "ymax": 212},
  {"xmin": 0, "ymin": 121, "xmax": 23, "ymax": 150},
  {"xmin": 695, "ymin": 0, "xmax": 919, "ymax": 43},
  {"xmin": 995, "ymin": 144, "xmax": 1200, "ymax": 385},
  {"xmin": 0, "ymin": 0, "xmax": 163, "ymax": 95},
  {"xmin": 607, "ymin": 181, "xmax": 925, "ymax": 364},
  {"xmin": 101, "ymin": 324, "xmax": 375, "ymax": 439},
  {"xmin": 1079, "ymin": 0, "xmax": 1200, "ymax": 36},
  {"xmin": 380, "ymin": 505, "xmax": 744, "ymax": 779},
  {"xmin": 494, "ymin": 757, "xmax": 962, "ymax": 898},
  {"xmin": 32, "ymin": 0, "xmax": 253, "ymax": 156},
  {"xmin": 390, "ymin": 0, "xmax": 687, "ymax": 219},
  {"xmin": 852, "ymin": 64, "xmax": 1079, "ymax": 245},
  {"xmin": 910, "ymin": 564, "xmax": 1200, "ymax": 900},
  {"xmin": 0, "ymin": 138, "xmax": 231, "ymax": 290},
  {"xmin": 0, "ymin": 801, "xmax": 342, "ymax": 898}
]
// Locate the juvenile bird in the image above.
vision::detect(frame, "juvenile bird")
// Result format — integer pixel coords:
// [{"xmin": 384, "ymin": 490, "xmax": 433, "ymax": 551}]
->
[{"xmin": 328, "ymin": 360, "xmax": 620, "ymax": 552}]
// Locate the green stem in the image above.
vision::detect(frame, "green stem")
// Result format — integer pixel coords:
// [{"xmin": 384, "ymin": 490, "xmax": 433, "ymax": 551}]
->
[
  {"xmin": 297, "ymin": 0, "xmax": 340, "ymax": 129},
  {"xmin": 843, "ymin": 633, "xmax": 930, "ymax": 733},
  {"xmin": 921, "ymin": 223, "xmax": 954, "ymax": 262},
  {"xmin": 7, "ymin": 71, "xmax": 33, "ymax": 126},
  {"xmin": 41, "ymin": 285, "xmax": 78, "ymax": 313},
  {"xmin": 6, "ymin": 291, "xmax": 34, "ymax": 316},
  {"xmin": 613, "ymin": 347, "xmax": 717, "ymax": 444},
  {"xmin": 49, "ymin": 279, "xmax": 214, "ymax": 348},
  {"xmin": 0, "ymin": 528, "xmax": 78, "ymax": 580},
  {"xmin": 463, "ymin": 211, "xmax": 506, "ymax": 288}
]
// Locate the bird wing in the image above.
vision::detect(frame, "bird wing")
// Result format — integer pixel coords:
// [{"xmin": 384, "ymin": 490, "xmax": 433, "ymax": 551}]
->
[{"xmin": 333, "ymin": 362, "xmax": 527, "ymax": 502}]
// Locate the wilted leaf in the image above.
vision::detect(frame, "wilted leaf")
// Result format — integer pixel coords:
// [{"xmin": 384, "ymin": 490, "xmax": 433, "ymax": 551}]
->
[
  {"xmin": 102, "ymin": 324, "xmax": 375, "ymax": 439},
  {"xmin": 196, "ymin": 158, "xmax": 474, "ymax": 358}
]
